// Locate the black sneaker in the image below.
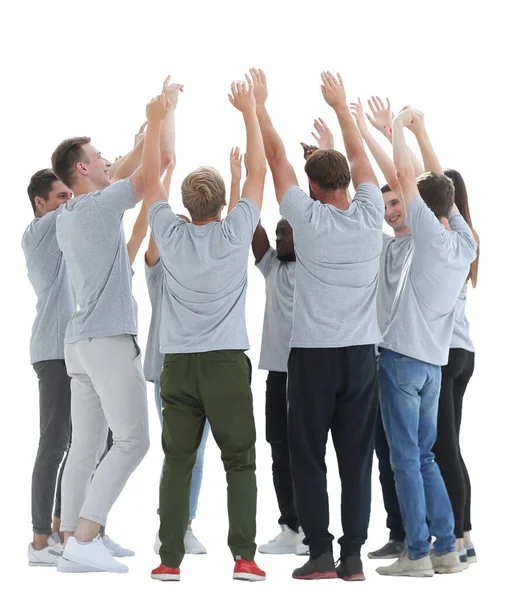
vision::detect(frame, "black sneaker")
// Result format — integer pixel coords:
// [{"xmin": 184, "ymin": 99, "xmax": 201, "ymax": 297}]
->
[
  {"xmin": 458, "ymin": 550, "xmax": 469, "ymax": 570},
  {"xmin": 465, "ymin": 545, "xmax": 477, "ymax": 564},
  {"xmin": 367, "ymin": 540, "xmax": 405, "ymax": 560},
  {"xmin": 292, "ymin": 552, "xmax": 338, "ymax": 580},
  {"xmin": 335, "ymin": 556, "xmax": 365, "ymax": 581}
]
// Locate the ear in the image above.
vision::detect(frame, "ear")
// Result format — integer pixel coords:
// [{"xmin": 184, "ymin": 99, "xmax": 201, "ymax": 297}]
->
[
  {"xmin": 34, "ymin": 195, "xmax": 46, "ymax": 214},
  {"xmin": 76, "ymin": 161, "xmax": 88, "ymax": 176},
  {"xmin": 222, "ymin": 197, "xmax": 227, "ymax": 206}
]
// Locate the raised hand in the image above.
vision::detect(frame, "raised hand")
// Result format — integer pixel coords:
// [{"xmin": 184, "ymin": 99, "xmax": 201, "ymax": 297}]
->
[
  {"xmin": 349, "ymin": 99, "xmax": 369, "ymax": 137},
  {"xmin": 311, "ymin": 118, "xmax": 334, "ymax": 149},
  {"xmin": 249, "ymin": 68, "xmax": 268, "ymax": 106},
  {"xmin": 230, "ymin": 146, "xmax": 242, "ymax": 180},
  {"xmin": 366, "ymin": 96, "xmax": 394, "ymax": 140},
  {"xmin": 320, "ymin": 71, "xmax": 347, "ymax": 109},
  {"xmin": 228, "ymin": 77, "xmax": 256, "ymax": 113},
  {"xmin": 146, "ymin": 93, "xmax": 171, "ymax": 123},
  {"xmin": 405, "ymin": 109, "xmax": 426, "ymax": 137},
  {"xmin": 134, "ymin": 121, "xmax": 147, "ymax": 147},
  {"xmin": 300, "ymin": 142, "xmax": 319, "ymax": 160},
  {"xmin": 162, "ymin": 76, "xmax": 184, "ymax": 110}
]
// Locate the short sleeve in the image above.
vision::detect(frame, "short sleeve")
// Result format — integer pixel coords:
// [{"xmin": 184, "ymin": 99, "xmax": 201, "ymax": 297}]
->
[
  {"xmin": 449, "ymin": 213, "xmax": 478, "ymax": 264},
  {"xmin": 279, "ymin": 186, "xmax": 315, "ymax": 228},
  {"xmin": 222, "ymin": 197, "xmax": 260, "ymax": 244},
  {"xmin": 145, "ymin": 259, "xmax": 164, "ymax": 289},
  {"xmin": 93, "ymin": 178, "xmax": 136, "ymax": 217},
  {"xmin": 148, "ymin": 202, "xmax": 184, "ymax": 249},
  {"xmin": 407, "ymin": 195, "xmax": 448, "ymax": 250},
  {"xmin": 352, "ymin": 183, "xmax": 384, "ymax": 228},
  {"xmin": 256, "ymin": 246, "xmax": 277, "ymax": 278}
]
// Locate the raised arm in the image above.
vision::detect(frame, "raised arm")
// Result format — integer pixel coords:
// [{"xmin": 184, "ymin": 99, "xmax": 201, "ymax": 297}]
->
[
  {"xmin": 141, "ymin": 93, "xmax": 170, "ymax": 214},
  {"xmin": 321, "ymin": 71, "xmax": 378, "ymax": 188},
  {"xmin": 311, "ymin": 118, "xmax": 335, "ymax": 149},
  {"xmin": 350, "ymin": 98, "xmax": 400, "ymax": 195},
  {"xmin": 250, "ymin": 68, "xmax": 298, "ymax": 203},
  {"xmin": 392, "ymin": 108, "xmax": 419, "ymax": 208},
  {"xmin": 252, "ymin": 222, "xmax": 271, "ymax": 262},
  {"xmin": 227, "ymin": 146, "xmax": 242, "ymax": 213},
  {"xmin": 228, "ymin": 76, "xmax": 266, "ymax": 210},
  {"xmin": 127, "ymin": 202, "xmax": 148, "ymax": 265},
  {"xmin": 161, "ymin": 77, "xmax": 183, "ymax": 165},
  {"xmin": 406, "ymin": 110, "xmax": 443, "ymax": 174}
]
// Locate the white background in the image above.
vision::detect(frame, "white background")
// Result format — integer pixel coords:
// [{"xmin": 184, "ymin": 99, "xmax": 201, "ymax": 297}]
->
[{"xmin": 1, "ymin": 0, "xmax": 513, "ymax": 597}]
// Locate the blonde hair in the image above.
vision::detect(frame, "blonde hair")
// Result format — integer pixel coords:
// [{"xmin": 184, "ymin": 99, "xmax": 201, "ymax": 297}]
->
[{"xmin": 181, "ymin": 167, "xmax": 226, "ymax": 221}]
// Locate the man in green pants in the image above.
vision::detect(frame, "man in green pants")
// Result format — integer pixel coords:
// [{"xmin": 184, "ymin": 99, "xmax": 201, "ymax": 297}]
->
[{"xmin": 141, "ymin": 77, "xmax": 267, "ymax": 582}]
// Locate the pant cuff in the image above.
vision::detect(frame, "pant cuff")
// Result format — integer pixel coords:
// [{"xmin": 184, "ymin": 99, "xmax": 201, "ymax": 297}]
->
[
  {"xmin": 79, "ymin": 511, "xmax": 106, "ymax": 527},
  {"xmin": 33, "ymin": 528, "xmax": 52, "ymax": 536}
]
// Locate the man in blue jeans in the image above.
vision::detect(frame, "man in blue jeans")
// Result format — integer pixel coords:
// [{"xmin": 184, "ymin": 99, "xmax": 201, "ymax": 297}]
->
[{"xmin": 376, "ymin": 107, "xmax": 477, "ymax": 577}]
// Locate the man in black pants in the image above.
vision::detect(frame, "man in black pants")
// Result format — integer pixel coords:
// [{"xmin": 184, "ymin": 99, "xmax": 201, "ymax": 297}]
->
[
  {"xmin": 252, "ymin": 219, "xmax": 308, "ymax": 556},
  {"xmin": 251, "ymin": 68, "xmax": 383, "ymax": 581}
]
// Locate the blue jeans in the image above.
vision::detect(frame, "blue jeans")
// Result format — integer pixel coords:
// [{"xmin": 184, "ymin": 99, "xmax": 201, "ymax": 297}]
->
[
  {"xmin": 154, "ymin": 381, "xmax": 210, "ymax": 521},
  {"xmin": 378, "ymin": 349, "xmax": 455, "ymax": 560}
]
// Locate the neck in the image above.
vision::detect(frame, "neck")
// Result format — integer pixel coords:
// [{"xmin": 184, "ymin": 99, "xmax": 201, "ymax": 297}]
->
[
  {"xmin": 394, "ymin": 226, "xmax": 411, "ymax": 237},
  {"xmin": 317, "ymin": 188, "xmax": 350, "ymax": 210},
  {"xmin": 192, "ymin": 216, "xmax": 221, "ymax": 226},
  {"xmin": 72, "ymin": 179, "xmax": 104, "ymax": 197}
]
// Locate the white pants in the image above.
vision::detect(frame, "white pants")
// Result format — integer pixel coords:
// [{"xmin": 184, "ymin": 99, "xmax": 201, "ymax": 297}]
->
[{"xmin": 60, "ymin": 335, "xmax": 150, "ymax": 531}]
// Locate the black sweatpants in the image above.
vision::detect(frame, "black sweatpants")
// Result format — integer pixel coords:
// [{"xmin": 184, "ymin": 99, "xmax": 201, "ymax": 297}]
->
[{"xmin": 287, "ymin": 345, "xmax": 378, "ymax": 559}]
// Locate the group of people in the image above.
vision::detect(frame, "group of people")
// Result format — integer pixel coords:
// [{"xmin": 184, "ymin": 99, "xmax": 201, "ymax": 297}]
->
[{"xmin": 22, "ymin": 68, "xmax": 479, "ymax": 583}]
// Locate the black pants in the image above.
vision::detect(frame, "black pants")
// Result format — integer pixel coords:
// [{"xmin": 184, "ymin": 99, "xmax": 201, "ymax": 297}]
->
[
  {"xmin": 287, "ymin": 346, "xmax": 378, "ymax": 559},
  {"xmin": 32, "ymin": 360, "xmax": 71, "ymax": 535},
  {"xmin": 432, "ymin": 348, "xmax": 474, "ymax": 538},
  {"xmin": 265, "ymin": 371, "xmax": 299, "ymax": 532},
  {"xmin": 374, "ymin": 402, "xmax": 406, "ymax": 542}
]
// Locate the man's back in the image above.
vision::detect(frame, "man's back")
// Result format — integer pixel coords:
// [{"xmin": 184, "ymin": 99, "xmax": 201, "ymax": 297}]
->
[
  {"xmin": 22, "ymin": 207, "xmax": 76, "ymax": 363},
  {"xmin": 55, "ymin": 179, "xmax": 137, "ymax": 343},
  {"xmin": 148, "ymin": 197, "xmax": 260, "ymax": 353},
  {"xmin": 279, "ymin": 183, "xmax": 384, "ymax": 348}
]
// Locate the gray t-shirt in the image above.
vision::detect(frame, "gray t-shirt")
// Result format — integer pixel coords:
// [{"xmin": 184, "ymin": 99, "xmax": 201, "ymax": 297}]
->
[
  {"xmin": 377, "ymin": 232, "xmax": 412, "ymax": 334},
  {"xmin": 143, "ymin": 259, "xmax": 165, "ymax": 381},
  {"xmin": 381, "ymin": 196, "xmax": 478, "ymax": 366},
  {"xmin": 279, "ymin": 184, "xmax": 384, "ymax": 348},
  {"xmin": 148, "ymin": 197, "xmax": 260, "ymax": 353},
  {"xmin": 256, "ymin": 247, "xmax": 295, "ymax": 372},
  {"xmin": 21, "ymin": 206, "xmax": 76, "ymax": 364},
  {"xmin": 450, "ymin": 282, "xmax": 475, "ymax": 352},
  {"xmin": 56, "ymin": 178, "xmax": 138, "ymax": 344}
]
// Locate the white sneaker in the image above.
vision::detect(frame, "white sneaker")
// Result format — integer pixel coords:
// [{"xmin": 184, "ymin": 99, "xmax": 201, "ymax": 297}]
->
[
  {"xmin": 57, "ymin": 555, "xmax": 103, "ymax": 573},
  {"xmin": 28, "ymin": 534, "xmax": 60, "ymax": 567},
  {"xmin": 430, "ymin": 550, "xmax": 462, "ymax": 574},
  {"xmin": 102, "ymin": 535, "xmax": 135, "ymax": 557},
  {"xmin": 295, "ymin": 527, "xmax": 309, "ymax": 555},
  {"xmin": 154, "ymin": 526, "xmax": 207, "ymax": 555},
  {"xmin": 258, "ymin": 525, "xmax": 301, "ymax": 554},
  {"xmin": 62, "ymin": 535, "xmax": 128, "ymax": 573},
  {"xmin": 184, "ymin": 526, "xmax": 207, "ymax": 554},
  {"xmin": 377, "ymin": 553, "xmax": 434, "ymax": 577}
]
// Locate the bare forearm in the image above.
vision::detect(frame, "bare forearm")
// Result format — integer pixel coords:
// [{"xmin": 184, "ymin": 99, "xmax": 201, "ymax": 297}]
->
[
  {"xmin": 415, "ymin": 131, "xmax": 442, "ymax": 173},
  {"xmin": 160, "ymin": 108, "xmax": 175, "ymax": 166},
  {"xmin": 334, "ymin": 104, "xmax": 367, "ymax": 163},
  {"xmin": 362, "ymin": 130, "xmax": 398, "ymax": 189},
  {"xmin": 143, "ymin": 121, "xmax": 162, "ymax": 189},
  {"xmin": 256, "ymin": 105, "xmax": 286, "ymax": 163},
  {"xmin": 228, "ymin": 178, "xmax": 241, "ymax": 213},
  {"xmin": 112, "ymin": 139, "xmax": 144, "ymax": 181},
  {"xmin": 243, "ymin": 109, "xmax": 266, "ymax": 175}
]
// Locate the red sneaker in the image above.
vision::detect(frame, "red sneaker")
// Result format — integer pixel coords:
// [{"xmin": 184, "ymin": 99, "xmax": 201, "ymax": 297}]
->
[
  {"xmin": 233, "ymin": 557, "xmax": 266, "ymax": 581},
  {"xmin": 151, "ymin": 564, "xmax": 180, "ymax": 581}
]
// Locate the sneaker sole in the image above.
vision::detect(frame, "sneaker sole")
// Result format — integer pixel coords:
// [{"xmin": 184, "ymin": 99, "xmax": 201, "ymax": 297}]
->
[
  {"xmin": 233, "ymin": 573, "xmax": 266, "ymax": 581},
  {"xmin": 57, "ymin": 558, "xmax": 103, "ymax": 573},
  {"xmin": 467, "ymin": 555, "xmax": 477, "ymax": 564},
  {"xmin": 367, "ymin": 553, "xmax": 402, "ymax": 560},
  {"xmin": 293, "ymin": 571, "xmax": 338, "ymax": 580},
  {"xmin": 340, "ymin": 573, "xmax": 366, "ymax": 582},
  {"xmin": 62, "ymin": 551, "xmax": 128, "ymax": 574},
  {"xmin": 377, "ymin": 569, "xmax": 434, "ymax": 577},
  {"xmin": 151, "ymin": 573, "xmax": 180, "ymax": 581},
  {"xmin": 28, "ymin": 560, "xmax": 58, "ymax": 567},
  {"xmin": 434, "ymin": 567, "xmax": 462, "ymax": 574}
]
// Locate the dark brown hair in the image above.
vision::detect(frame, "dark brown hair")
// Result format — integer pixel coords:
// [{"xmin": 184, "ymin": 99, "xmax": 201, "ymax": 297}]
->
[
  {"xmin": 305, "ymin": 149, "xmax": 351, "ymax": 192},
  {"xmin": 444, "ymin": 168, "xmax": 479, "ymax": 287},
  {"xmin": 27, "ymin": 169, "xmax": 59, "ymax": 215},
  {"xmin": 417, "ymin": 172, "xmax": 455, "ymax": 219},
  {"xmin": 51, "ymin": 136, "xmax": 91, "ymax": 188}
]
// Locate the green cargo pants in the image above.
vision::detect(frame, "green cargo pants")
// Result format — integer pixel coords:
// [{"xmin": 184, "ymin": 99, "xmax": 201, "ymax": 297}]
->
[{"xmin": 158, "ymin": 350, "xmax": 257, "ymax": 568}]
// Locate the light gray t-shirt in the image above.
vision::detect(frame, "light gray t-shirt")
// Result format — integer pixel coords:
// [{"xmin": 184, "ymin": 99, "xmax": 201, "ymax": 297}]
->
[
  {"xmin": 279, "ymin": 184, "xmax": 384, "ymax": 348},
  {"xmin": 56, "ymin": 178, "xmax": 138, "ymax": 344},
  {"xmin": 21, "ymin": 206, "xmax": 76, "ymax": 364},
  {"xmin": 381, "ymin": 196, "xmax": 478, "ymax": 366},
  {"xmin": 148, "ymin": 197, "xmax": 260, "ymax": 353},
  {"xmin": 450, "ymin": 282, "xmax": 475, "ymax": 352},
  {"xmin": 377, "ymin": 232, "xmax": 412, "ymax": 334},
  {"xmin": 256, "ymin": 247, "xmax": 295, "ymax": 372},
  {"xmin": 143, "ymin": 259, "xmax": 165, "ymax": 381}
]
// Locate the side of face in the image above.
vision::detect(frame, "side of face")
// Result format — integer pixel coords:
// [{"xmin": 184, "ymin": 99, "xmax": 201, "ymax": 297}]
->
[
  {"xmin": 383, "ymin": 190, "xmax": 407, "ymax": 232},
  {"xmin": 276, "ymin": 219, "xmax": 294, "ymax": 259},
  {"xmin": 36, "ymin": 180, "xmax": 73, "ymax": 215},
  {"xmin": 79, "ymin": 143, "xmax": 112, "ymax": 189}
]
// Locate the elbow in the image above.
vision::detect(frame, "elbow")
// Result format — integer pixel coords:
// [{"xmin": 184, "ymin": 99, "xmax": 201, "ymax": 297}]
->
[
  {"xmin": 396, "ymin": 166, "xmax": 414, "ymax": 184},
  {"xmin": 160, "ymin": 150, "xmax": 173, "ymax": 168}
]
